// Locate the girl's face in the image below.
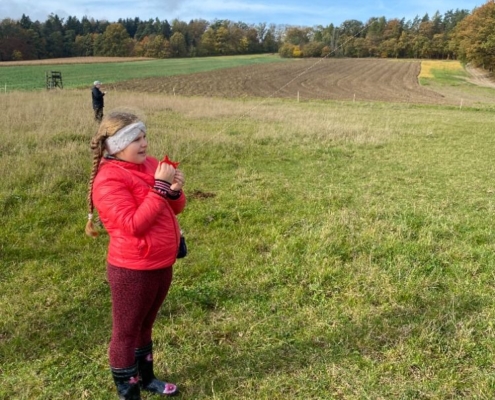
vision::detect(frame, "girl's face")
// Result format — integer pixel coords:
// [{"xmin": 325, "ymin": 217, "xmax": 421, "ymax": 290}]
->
[{"xmin": 115, "ymin": 130, "xmax": 148, "ymax": 164}]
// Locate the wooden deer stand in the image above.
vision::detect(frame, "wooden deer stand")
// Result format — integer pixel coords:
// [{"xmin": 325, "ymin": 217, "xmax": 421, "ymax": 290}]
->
[{"xmin": 46, "ymin": 71, "xmax": 63, "ymax": 89}]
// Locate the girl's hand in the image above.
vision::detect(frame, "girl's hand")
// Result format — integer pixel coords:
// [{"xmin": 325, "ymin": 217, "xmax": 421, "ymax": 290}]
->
[
  {"xmin": 171, "ymin": 169, "xmax": 185, "ymax": 191},
  {"xmin": 155, "ymin": 162, "xmax": 176, "ymax": 183}
]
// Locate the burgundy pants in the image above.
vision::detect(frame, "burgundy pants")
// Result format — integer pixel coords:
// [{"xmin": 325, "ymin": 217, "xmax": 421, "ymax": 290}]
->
[{"xmin": 107, "ymin": 264, "xmax": 173, "ymax": 368}]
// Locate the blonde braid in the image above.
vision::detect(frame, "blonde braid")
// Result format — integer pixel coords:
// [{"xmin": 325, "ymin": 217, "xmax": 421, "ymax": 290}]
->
[
  {"xmin": 85, "ymin": 134, "xmax": 106, "ymax": 237},
  {"xmin": 85, "ymin": 111, "xmax": 140, "ymax": 237}
]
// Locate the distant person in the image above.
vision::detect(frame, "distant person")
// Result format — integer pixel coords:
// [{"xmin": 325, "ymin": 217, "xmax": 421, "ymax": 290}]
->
[
  {"xmin": 92, "ymin": 81, "xmax": 106, "ymax": 123},
  {"xmin": 85, "ymin": 111, "xmax": 186, "ymax": 399}
]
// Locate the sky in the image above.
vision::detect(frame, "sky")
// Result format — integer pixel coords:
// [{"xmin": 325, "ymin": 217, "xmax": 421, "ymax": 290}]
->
[{"xmin": 0, "ymin": 0, "xmax": 485, "ymax": 27}]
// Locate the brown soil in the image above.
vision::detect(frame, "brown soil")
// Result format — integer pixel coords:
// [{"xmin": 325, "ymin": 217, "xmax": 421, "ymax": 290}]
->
[
  {"xmin": 465, "ymin": 64, "xmax": 495, "ymax": 89},
  {"xmin": 0, "ymin": 57, "xmax": 152, "ymax": 66},
  {"xmin": 7, "ymin": 57, "xmax": 489, "ymax": 105},
  {"xmin": 110, "ymin": 58, "xmax": 459, "ymax": 105}
]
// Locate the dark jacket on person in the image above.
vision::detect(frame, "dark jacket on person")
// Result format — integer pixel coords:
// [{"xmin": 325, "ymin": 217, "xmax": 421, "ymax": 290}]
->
[{"xmin": 92, "ymin": 86, "xmax": 105, "ymax": 109}]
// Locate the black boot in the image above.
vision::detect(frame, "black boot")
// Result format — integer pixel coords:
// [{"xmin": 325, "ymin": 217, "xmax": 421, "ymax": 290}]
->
[
  {"xmin": 111, "ymin": 364, "xmax": 141, "ymax": 400},
  {"xmin": 135, "ymin": 342, "xmax": 179, "ymax": 396}
]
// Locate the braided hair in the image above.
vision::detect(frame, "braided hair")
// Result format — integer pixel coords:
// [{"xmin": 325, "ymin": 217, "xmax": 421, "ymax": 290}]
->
[{"xmin": 85, "ymin": 112, "xmax": 140, "ymax": 237}]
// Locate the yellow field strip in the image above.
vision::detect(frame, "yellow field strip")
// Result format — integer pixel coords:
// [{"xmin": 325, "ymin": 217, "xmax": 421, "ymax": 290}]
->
[{"xmin": 419, "ymin": 60, "xmax": 463, "ymax": 78}]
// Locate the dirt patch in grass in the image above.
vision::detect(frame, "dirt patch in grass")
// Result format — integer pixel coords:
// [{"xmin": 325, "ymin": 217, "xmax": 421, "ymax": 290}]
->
[{"xmin": 465, "ymin": 64, "xmax": 495, "ymax": 89}]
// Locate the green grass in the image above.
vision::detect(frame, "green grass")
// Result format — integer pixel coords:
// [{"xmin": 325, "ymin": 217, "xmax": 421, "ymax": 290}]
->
[
  {"xmin": 420, "ymin": 69, "xmax": 469, "ymax": 86},
  {"xmin": 419, "ymin": 61, "xmax": 495, "ymax": 108},
  {"xmin": 2, "ymin": 62, "xmax": 495, "ymax": 399},
  {"xmin": 419, "ymin": 61, "xmax": 469, "ymax": 86},
  {"xmin": 0, "ymin": 54, "xmax": 289, "ymax": 91}
]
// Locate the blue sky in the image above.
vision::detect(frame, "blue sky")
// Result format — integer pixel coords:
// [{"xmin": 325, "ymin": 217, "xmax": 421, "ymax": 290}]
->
[{"xmin": 1, "ymin": 0, "xmax": 484, "ymax": 26}]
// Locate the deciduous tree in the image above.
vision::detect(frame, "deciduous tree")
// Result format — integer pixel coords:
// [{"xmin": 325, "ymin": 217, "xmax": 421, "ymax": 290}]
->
[{"xmin": 95, "ymin": 23, "xmax": 131, "ymax": 56}]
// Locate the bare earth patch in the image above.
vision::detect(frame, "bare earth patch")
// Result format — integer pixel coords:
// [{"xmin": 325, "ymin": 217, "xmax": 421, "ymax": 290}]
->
[
  {"xmin": 110, "ymin": 58, "xmax": 455, "ymax": 105},
  {"xmin": 465, "ymin": 64, "xmax": 495, "ymax": 89},
  {"xmin": 0, "ymin": 57, "xmax": 152, "ymax": 66}
]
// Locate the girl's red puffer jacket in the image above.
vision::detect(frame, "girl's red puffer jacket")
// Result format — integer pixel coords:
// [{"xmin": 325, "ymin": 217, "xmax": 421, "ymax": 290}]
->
[{"xmin": 92, "ymin": 156, "xmax": 186, "ymax": 270}]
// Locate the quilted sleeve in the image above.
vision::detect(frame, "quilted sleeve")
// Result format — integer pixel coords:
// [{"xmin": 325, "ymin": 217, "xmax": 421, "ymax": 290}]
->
[
  {"xmin": 93, "ymin": 172, "xmax": 167, "ymax": 237},
  {"xmin": 166, "ymin": 192, "xmax": 187, "ymax": 215}
]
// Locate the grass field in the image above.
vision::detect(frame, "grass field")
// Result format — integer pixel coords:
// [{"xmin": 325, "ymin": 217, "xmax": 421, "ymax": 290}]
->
[
  {"xmin": 0, "ymin": 54, "xmax": 289, "ymax": 91},
  {"xmin": 419, "ymin": 60, "xmax": 466, "ymax": 80},
  {"xmin": 2, "ymin": 59, "xmax": 495, "ymax": 399}
]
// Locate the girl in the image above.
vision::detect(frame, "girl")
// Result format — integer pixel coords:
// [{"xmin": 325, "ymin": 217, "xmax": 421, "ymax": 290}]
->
[{"xmin": 85, "ymin": 111, "xmax": 185, "ymax": 399}]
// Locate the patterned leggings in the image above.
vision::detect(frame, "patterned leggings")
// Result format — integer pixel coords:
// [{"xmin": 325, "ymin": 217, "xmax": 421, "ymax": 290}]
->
[{"xmin": 107, "ymin": 264, "xmax": 173, "ymax": 368}]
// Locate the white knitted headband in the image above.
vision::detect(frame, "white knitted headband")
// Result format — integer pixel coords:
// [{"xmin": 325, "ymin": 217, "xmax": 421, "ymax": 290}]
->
[{"xmin": 105, "ymin": 121, "xmax": 146, "ymax": 155}]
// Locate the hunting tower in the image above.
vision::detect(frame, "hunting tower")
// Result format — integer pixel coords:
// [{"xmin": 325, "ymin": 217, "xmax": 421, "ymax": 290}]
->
[{"xmin": 46, "ymin": 71, "xmax": 63, "ymax": 89}]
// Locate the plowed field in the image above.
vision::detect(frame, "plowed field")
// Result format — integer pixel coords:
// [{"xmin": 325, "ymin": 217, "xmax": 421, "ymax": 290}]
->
[{"xmin": 110, "ymin": 58, "xmax": 455, "ymax": 105}]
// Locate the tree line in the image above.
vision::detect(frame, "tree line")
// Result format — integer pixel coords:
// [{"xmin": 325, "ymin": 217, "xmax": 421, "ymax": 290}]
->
[
  {"xmin": 0, "ymin": 15, "xmax": 279, "ymax": 61},
  {"xmin": 281, "ymin": 1, "xmax": 495, "ymax": 72},
  {"xmin": 0, "ymin": 1, "xmax": 494, "ymax": 72}
]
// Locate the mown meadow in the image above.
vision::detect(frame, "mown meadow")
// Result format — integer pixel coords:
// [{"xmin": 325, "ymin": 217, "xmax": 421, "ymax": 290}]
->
[{"xmin": 1, "ymin": 59, "xmax": 495, "ymax": 399}]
